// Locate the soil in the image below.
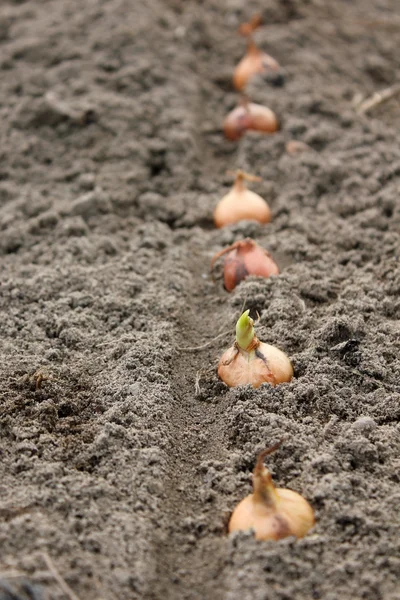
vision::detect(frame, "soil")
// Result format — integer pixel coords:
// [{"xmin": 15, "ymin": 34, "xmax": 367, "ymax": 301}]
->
[{"xmin": 0, "ymin": 0, "xmax": 399, "ymax": 599}]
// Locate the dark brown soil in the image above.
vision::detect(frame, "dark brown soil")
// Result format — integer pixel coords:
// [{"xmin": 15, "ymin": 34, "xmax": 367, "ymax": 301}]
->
[{"xmin": 0, "ymin": 1, "xmax": 399, "ymax": 599}]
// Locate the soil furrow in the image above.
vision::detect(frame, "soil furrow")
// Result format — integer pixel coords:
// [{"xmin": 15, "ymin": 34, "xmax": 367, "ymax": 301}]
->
[
  {"xmin": 147, "ymin": 244, "xmax": 231, "ymax": 600},
  {"xmin": 1, "ymin": 0, "xmax": 400, "ymax": 599}
]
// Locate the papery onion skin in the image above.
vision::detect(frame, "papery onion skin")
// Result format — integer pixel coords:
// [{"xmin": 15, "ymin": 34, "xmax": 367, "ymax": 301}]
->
[
  {"xmin": 223, "ymin": 106, "xmax": 252, "ymax": 141},
  {"xmin": 218, "ymin": 310, "xmax": 293, "ymax": 388},
  {"xmin": 248, "ymin": 103, "xmax": 280, "ymax": 134},
  {"xmin": 233, "ymin": 41, "xmax": 280, "ymax": 91},
  {"xmin": 218, "ymin": 341, "xmax": 293, "ymax": 388},
  {"xmin": 223, "ymin": 102, "xmax": 279, "ymax": 141},
  {"xmin": 228, "ymin": 444, "xmax": 315, "ymax": 541},
  {"xmin": 228, "ymin": 489, "xmax": 315, "ymax": 540},
  {"xmin": 211, "ymin": 239, "xmax": 279, "ymax": 291},
  {"xmin": 213, "ymin": 172, "xmax": 271, "ymax": 228}
]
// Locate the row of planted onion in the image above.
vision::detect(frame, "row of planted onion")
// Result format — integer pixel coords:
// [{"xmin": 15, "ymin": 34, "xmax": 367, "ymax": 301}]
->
[{"xmin": 207, "ymin": 16, "xmax": 315, "ymax": 541}]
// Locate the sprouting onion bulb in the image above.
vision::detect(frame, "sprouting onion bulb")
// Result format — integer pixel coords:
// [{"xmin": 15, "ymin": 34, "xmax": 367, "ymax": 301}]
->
[
  {"xmin": 233, "ymin": 38, "xmax": 280, "ymax": 91},
  {"xmin": 223, "ymin": 100, "xmax": 279, "ymax": 141},
  {"xmin": 214, "ymin": 171, "xmax": 271, "ymax": 228},
  {"xmin": 211, "ymin": 238, "xmax": 279, "ymax": 291},
  {"xmin": 228, "ymin": 442, "xmax": 315, "ymax": 541},
  {"xmin": 218, "ymin": 310, "xmax": 293, "ymax": 388}
]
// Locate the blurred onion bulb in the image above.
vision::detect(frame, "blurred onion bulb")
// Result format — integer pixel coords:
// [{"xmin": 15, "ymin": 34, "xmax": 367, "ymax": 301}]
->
[
  {"xmin": 211, "ymin": 239, "xmax": 279, "ymax": 292},
  {"xmin": 234, "ymin": 39, "xmax": 280, "ymax": 91},
  {"xmin": 228, "ymin": 442, "xmax": 315, "ymax": 541},
  {"xmin": 214, "ymin": 171, "xmax": 271, "ymax": 228},
  {"xmin": 234, "ymin": 14, "xmax": 280, "ymax": 91},
  {"xmin": 223, "ymin": 99, "xmax": 279, "ymax": 141},
  {"xmin": 218, "ymin": 310, "xmax": 293, "ymax": 388}
]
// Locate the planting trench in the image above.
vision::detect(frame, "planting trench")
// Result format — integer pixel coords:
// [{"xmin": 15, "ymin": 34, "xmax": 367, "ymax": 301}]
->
[{"xmin": 0, "ymin": 0, "xmax": 399, "ymax": 599}]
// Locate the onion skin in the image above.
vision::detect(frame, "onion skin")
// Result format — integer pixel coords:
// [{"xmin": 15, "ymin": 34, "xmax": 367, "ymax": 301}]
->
[
  {"xmin": 228, "ymin": 446, "xmax": 315, "ymax": 541},
  {"xmin": 218, "ymin": 310, "xmax": 293, "ymax": 388},
  {"xmin": 223, "ymin": 106, "xmax": 253, "ymax": 141},
  {"xmin": 223, "ymin": 102, "xmax": 279, "ymax": 141},
  {"xmin": 211, "ymin": 239, "xmax": 279, "ymax": 292},
  {"xmin": 234, "ymin": 40, "xmax": 280, "ymax": 91},
  {"xmin": 229, "ymin": 489, "xmax": 315, "ymax": 540},
  {"xmin": 247, "ymin": 103, "xmax": 280, "ymax": 134},
  {"xmin": 218, "ymin": 340, "xmax": 293, "ymax": 388},
  {"xmin": 213, "ymin": 171, "xmax": 271, "ymax": 228}
]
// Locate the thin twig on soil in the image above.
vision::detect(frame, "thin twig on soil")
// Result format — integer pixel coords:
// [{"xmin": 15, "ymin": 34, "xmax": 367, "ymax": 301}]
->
[
  {"xmin": 42, "ymin": 553, "xmax": 82, "ymax": 600},
  {"xmin": 177, "ymin": 330, "xmax": 231, "ymax": 352},
  {"xmin": 195, "ymin": 370, "xmax": 202, "ymax": 396},
  {"xmin": 194, "ymin": 366, "xmax": 218, "ymax": 396},
  {"xmin": 0, "ymin": 570, "xmax": 27, "ymax": 579},
  {"xmin": 356, "ymin": 84, "xmax": 400, "ymax": 114}
]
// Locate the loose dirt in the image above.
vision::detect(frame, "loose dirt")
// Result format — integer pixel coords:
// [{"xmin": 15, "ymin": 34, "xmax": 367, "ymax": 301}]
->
[{"xmin": 0, "ymin": 1, "xmax": 399, "ymax": 599}]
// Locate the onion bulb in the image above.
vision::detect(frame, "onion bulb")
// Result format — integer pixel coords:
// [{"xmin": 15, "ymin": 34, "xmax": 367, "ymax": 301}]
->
[
  {"xmin": 228, "ymin": 442, "xmax": 315, "ymax": 541},
  {"xmin": 211, "ymin": 238, "xmax": 279, "ymax": 291},
  {"xmin": 223, "ymin": 99, "xmax": 279, "ymax": 141},
  {"xmin": 218, "ymin": 310, "xmax": 293, "ymax": 388},
  {"xmin": 214, "ymin": 171, "xmax": 271, "ymax": 228},
  {"xmin": 233, "ymin": 39, "xmax": 280, "ymax": 91}
]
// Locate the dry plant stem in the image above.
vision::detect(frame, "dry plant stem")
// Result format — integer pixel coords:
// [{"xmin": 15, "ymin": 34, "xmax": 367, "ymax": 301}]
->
[
  {"xmin": 194, "ymin": 366, "xmax": 217, "ymax": 396},
  {"xmin": 255, "ymin": 439, "xmax": 285, "ymax": 470},
  {"xmin": 0, "ymin": 570, "xmax": 27, "ymax": 579},
  {"xmin": 220, "ymin": 344, "xmax": 239, "ymax": 367},
  {"xmin": 210, "ymin": 245, "xmax": 233, "ymax": 280},
  {"xmin": 238, "ymin": 15, "xmax": 262, "ymax": 36},
  {"xmin": 195, "ymin": 370, "xmax": 202, "ymax": 396},
  {"xmin": 226, "ymin": 169, "xmax": 262, "ymax": 184},
  {"xmin": 253, "ymin": 445, "xmax": 282, "ymax": 505},
  {"xmin": 239, "ymin": 295, "xmax": 248, "ymax": 316},
  {"xmin": 357, "ymin": 84, "xmax": 400, "ymax": 114},
  {"xmin": 356, "ymin": 16, "xmax": 400, "ymax": 29},
  {"xmin": 42, "ymin": 553, "xmax": 82, "ymax": 600},
  {"xmin": 176, "ymin": 330, "xmax": 231, "ymax": 352}
]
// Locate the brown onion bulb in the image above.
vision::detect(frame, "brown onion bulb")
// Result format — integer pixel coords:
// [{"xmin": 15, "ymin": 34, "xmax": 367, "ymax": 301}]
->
[
  {"xmin": 223, "ymin": 105, "xmax": 252, "ymax": 142},
  {"xmin": 218, "ymin": 310, "xmax": 293, "ymax": 388},
  {"xmin": 233, "ymin": 39, "xmax": 280, "ymax": 91},
  {"xmin": 211, "ymin": 239, "xmax": 279, "ymax": 291},
  {"xmin": 213, "ymin": 171, "xmax": 271, "ymax": 228},
  {"xmin": 223, "ymin": 100, "xmax": 279, "ymax": 141},
  {"xmin": 228, "ymin": 442, "xmax": 315, "ymax": 541}
]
